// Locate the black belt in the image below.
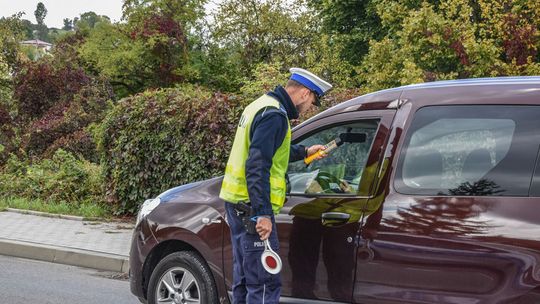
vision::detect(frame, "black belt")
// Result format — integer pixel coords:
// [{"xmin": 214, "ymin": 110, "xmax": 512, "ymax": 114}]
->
[{"xmin": 232, "ymin": 201, "xmax": 252, "ymax": 216}]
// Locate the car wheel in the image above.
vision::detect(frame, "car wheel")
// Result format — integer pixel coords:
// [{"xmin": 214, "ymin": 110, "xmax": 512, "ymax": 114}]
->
[{"xmin": 147, "ymin": 251, "xmax": 218, "ymax": 304}]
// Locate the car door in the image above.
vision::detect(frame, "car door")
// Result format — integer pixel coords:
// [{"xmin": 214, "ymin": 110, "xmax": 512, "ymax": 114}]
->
[
  {"xmin": 353, "ymin": 103, "xmax": 540, "ymax": 304},
  {"xmin": 277, "ymin": 109, "xmax": 396, "ymax": 303}
]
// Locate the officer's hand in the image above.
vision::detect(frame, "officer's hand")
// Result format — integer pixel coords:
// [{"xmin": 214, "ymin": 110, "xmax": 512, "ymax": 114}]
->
[
  {"xmin": 256, "ymin": 217, "xmax": 272, "ymax": 240},
  {"xmin": 307, "ymin": 144, "xmax": 327, "ymax": 160}
]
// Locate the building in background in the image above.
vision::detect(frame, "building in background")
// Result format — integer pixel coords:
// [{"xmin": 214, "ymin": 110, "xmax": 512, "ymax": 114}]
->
[
  {"xmin": 20, "ymin": 39, "xmax": 53, "ymax": 52},
  {"xmin": 19, "ymin": 39, "xmax": 53, "ymax": 60}
]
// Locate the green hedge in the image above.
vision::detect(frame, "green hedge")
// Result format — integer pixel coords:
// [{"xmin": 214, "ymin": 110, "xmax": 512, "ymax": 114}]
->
[
  {"xmin": 0, "ymin": 149, "xmax": 103, "ymax": 205},
  {"xmin": 96, "ymin": 86, "xmax": 246, "ymax": 214}
]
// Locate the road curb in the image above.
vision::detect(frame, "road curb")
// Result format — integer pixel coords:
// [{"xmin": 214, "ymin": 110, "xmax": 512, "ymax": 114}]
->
[
  {"xmin": 4, "ymin": 208, "xmax": 105, "ymax": 222},
  {"xmin": 0, "ymin": 237, "xmax": 129, "ymax": 273}
]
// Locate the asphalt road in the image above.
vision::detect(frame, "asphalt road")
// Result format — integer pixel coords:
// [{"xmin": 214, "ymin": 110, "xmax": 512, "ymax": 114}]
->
[{"xmin": 0, "ymin": 255, "xmax": 138, "ymax": 304}]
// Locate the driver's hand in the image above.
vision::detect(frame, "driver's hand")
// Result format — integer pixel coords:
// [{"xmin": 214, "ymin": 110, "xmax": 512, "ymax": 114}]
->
[
  {"xmin": 306, "ymin": 180, "xmax": 323, "ymax": 193},
  {"xmin": 339, "ymin": 179, "xmax": 353, "ymax": 193},
  {"xmin": 307, "ymin": 145, "xmax": 327, "ymax": 160},
  {"xmin": 256, "ymin": 217, "xmax": 272, "ymax": 240}
]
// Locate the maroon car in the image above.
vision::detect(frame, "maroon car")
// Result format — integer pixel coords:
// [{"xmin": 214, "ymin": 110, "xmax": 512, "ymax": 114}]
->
[{"xmin": 129, "ymin": 77, "xmax": 540, "ymax": 304}]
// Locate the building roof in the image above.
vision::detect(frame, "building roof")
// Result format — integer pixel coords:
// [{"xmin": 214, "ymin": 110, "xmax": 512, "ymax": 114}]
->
[{"xmin": 20, "ymin": 39, "xmax": 53, "ymax": 47}]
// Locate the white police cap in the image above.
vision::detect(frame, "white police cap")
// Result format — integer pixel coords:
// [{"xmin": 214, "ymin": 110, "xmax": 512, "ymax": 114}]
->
[{"xmin": 289, "ymin": 68, "xmax": 332, "ymax": 103}]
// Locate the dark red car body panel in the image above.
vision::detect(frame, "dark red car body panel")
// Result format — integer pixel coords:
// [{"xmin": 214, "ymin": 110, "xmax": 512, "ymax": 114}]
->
[{"xmin": 130, "ymin": 77, "xmax": 540, "ymax": 303}]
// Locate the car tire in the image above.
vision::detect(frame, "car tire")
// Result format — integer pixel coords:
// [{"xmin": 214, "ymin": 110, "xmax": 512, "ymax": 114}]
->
[{"xmin": 147, "ymin": 251, "xmax": 218, "ymax": 304}]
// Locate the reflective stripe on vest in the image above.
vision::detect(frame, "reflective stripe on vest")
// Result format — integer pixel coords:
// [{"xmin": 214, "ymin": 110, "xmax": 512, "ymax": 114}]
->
[{"xmin": 219, "ymin": 94, "xmax": 291, "ymax": 214}]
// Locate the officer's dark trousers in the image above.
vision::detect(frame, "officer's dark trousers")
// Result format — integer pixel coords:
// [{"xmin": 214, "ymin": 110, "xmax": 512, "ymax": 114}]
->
[{"xmin": 225, "ymin": 202, "xmax": 281, "ymax": 304}]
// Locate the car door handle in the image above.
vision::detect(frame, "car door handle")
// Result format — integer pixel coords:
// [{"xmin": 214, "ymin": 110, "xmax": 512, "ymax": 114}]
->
[
  {"xmin": 321, "ymin": 212, "xmax": 350, "ymax": 227},
  {"xmin": 322, "ymin": 212, "xmax": 351, "ymax": 220},
  {"xmin": 201, "ymin": 217, "xmax": 222, "ymax": 225}
]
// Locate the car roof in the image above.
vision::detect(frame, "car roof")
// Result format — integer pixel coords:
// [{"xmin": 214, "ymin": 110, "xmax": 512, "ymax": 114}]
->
[
  {"xmin": 398, "ymin": 76, "xmax": 540, "ymax": 90},
  {"xmin": 306, "ymin": 76, "xmax": 540, "ymax": 124}
]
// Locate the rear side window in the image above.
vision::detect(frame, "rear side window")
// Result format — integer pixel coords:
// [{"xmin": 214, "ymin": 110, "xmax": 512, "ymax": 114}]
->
[{"xmin": 395, "ymin": 106, "xmax": 540, "ymax": 196}]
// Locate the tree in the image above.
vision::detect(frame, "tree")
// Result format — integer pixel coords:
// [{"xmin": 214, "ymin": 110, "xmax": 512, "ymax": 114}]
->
[
  {"xmin": 123, "ymin": 0, "xmax": 206, "ymax": 82},
  {"xmin": 359, "ymin": 0, "xmax": 540, "ymax": 92},
  {"xmin": 188, "ymin": 36, "xmax": 245, "ymax": 92},
  {"xmin": 0, "ymin": 14, "xmax": 25, "ymax": 163},
  {"xmin": 21, "ymin": 19, "xmax": 34, "ymax": 39},
  {"xmin": 212, "ymin": 0, "xmax": 318, "ymax": 75},
  {"xmin": 78, "ymin": 12, "xmax": 100, "ymax": 28},
  {"xmin": 78, "ymin": 21, "xmax": 151, "ymax": 97},
  {"xmin": 0, "ymin": 58, "xmax": 11, "ymax": 104},
  {"xmin": 77, "ymin": 0, "xmax": 208, "ymax": 97},
  {"xmin": 0, "ymin": 14, "xmax": 24, "ymax": 108},
  {"xmin": 208, "ymin": 0, "xmax": 362, "ymax": 92},
  {"xmin": 0, "ymin": 15, "xmax": 24, "ymax": 74},
  {"xmin": 307, "ymin": 0, "xmax": 384, "ymax": 66},
  {"xmin": 34, "ymin": 2, "xmax": 47, "ymax": 25},
  {"xmin": 74, "ymin": 11, "xmax": 110, "ymax": 33},
  {"xmin": 62, "ymin": 18, "xmax": 73, "ymax": 31},
  {"xmin": 304, "ymin": 34, "xmax": 359, "ymax": 89},
  {"xmin": 34, "ymin": 2, "xmax": 49, "ymax": 41}
]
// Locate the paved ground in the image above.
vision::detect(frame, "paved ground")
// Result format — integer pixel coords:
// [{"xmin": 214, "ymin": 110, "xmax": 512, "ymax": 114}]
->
[
  {"xmin": 0, "ymin": 209, "xmax": 134, "ymax": 272},
  {"xmin": 0, "ymin": 255, "xmax": 137, "ymax": 304}
]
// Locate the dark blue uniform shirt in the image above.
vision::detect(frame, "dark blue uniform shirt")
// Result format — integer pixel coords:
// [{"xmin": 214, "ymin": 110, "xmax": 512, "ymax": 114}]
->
[{"xmin": 246, "ymin": 86, "xmax": 307, "ymax": 216}]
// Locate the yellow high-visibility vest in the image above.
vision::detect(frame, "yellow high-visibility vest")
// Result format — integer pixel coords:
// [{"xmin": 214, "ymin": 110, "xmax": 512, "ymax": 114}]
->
[{"xmin": 219, "ymin": 94, "xmax": 291, "ymax": 214}]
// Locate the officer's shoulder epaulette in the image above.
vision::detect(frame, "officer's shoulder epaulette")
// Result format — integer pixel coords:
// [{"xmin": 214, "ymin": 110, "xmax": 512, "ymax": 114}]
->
[{"xmin": 259, "ymin": 105, "xmax": 286, "ymax": 118}]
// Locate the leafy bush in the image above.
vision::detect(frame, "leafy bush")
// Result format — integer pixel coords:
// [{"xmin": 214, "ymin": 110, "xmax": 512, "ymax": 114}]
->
[
  {"xmin": 43, "ymin": 130, "xmax": 97, "ymax": 162},
  {"xmin": 0, "ymin": 104, "xmax": 15, "ymax": 164},
  {"xmin": 22, "ymin": 81, "xmax": 113, "ymax": 160},
  {"xmin": 0, "ymin": 150, "xmax": 104, "ymax": 205},
  {"xmin": 12, "ymin": 54, "xmax": 114, "ymax": 159},
  {"xmin": 96, "ymin": 85, "xmax": 245, "ymax": 214},
  {"xmin": 13, "ymin": 59, "xmax": 91, "ymax": 121}
]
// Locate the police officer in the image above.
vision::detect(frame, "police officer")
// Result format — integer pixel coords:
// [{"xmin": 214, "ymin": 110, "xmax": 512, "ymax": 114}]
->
[{"xmin": 220, "ymin": 68, "xmax": 332, "ymax": 303}]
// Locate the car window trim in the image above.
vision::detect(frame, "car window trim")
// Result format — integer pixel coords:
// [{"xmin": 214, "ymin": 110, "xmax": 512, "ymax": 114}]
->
[{"xmin": 288, "ymin": 193, "xmax": 373, "ymax": 199}]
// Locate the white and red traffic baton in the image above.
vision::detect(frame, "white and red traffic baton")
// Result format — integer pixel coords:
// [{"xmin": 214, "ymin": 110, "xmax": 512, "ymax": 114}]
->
[{"xmin": 261, "ymin": 239, "xmax": 282, "ymax": 274}]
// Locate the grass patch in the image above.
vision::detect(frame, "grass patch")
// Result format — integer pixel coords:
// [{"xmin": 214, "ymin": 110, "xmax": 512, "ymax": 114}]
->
[{"xmin": 0, "ymin": 197, "xmax": 112, "ymax": 219}]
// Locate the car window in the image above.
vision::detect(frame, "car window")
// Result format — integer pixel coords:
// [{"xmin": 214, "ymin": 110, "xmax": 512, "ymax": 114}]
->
[
  {"xmin": 395, "ymin": 106, "xmax": 540, "ymax": 196},
  {"xmin": 288, "ymin": 120, "xmax": 379, "ymax": 195}
]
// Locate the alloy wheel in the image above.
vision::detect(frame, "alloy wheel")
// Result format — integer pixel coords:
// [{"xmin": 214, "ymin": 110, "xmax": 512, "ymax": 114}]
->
[{"xmin": 156, "ymin": 267, "xmax": 200, "ymax": 304}]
